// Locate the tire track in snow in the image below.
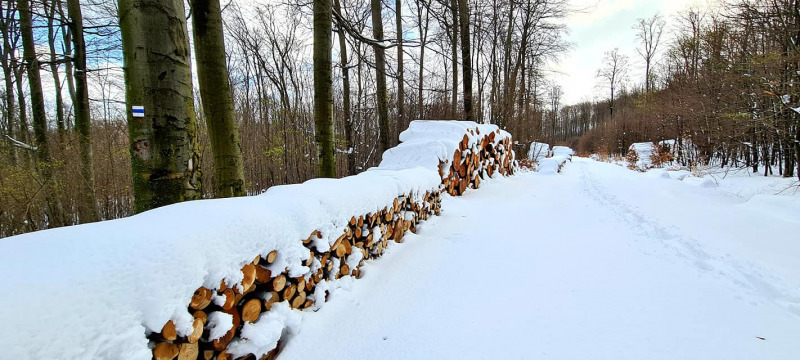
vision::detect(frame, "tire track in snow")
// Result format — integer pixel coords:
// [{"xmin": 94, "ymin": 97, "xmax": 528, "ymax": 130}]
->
[{"xmin": 571, "ymin": 159, "xmax": 800, "ymax": 318}]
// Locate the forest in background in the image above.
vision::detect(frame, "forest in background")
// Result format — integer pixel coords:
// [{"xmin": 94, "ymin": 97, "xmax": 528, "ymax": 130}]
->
[{"xmin": 0, "ymin": 0, "xmax": 798, "ymax": 238}]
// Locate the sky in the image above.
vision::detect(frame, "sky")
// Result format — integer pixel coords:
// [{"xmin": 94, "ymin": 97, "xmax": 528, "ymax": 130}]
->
[{"xmin": 551, "ymin": 0, "xmax": 709, "ymax": 105}]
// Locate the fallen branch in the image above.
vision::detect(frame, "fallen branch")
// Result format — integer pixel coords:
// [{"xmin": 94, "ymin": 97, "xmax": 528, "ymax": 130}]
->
[{"xmin": 4, "ymin": 135, "xmax": 38, "ymax": 151}]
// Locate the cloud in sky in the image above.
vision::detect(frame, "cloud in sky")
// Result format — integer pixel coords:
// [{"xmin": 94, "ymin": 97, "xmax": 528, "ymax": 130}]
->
[{"xmin": 549, "ymin": 0, "xmax": 708, "ymax": 105}]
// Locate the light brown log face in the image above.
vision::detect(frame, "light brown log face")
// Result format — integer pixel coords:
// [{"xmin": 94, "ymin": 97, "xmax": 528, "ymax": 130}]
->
[
  {"xmin": 266, "ymin": 250, "xmax": 278, "ymax": 264},
  {"xmin": 271, "ymin": 275, "xmax": 286, "ymax": 292},
  {"xmin": 161, "ymin": 320, "xmax": 177, "ymax": 341},
  {"xmin": 241, "ymin": 298, "xmax": 262, "ymax": 323},
  {"xmin": 241, "ymin": 264, "xmax": 256, "ymax": 292},
  {"xmin": 254, "ymin": 266, "xmax": 272, "ymax": 284},
  {"xmin": 177, "ymin": 343, "xmax": 199, "ymax": 360},
  {"xmin": 188, "ymin": 316, "xmax": 204, "ymax": 344},
  {"xmin": 153, "ymin": 342, "xmax": 180, "ymax": 360},
  {"xmin": 291, "ymin": 291, "xmax": 306, "ymax": 309},
  {"xmin": 190, "ymin": 287, "xmax": 213, "ymax": 311},
  {"xmin": 221, "ymin": 288, "xmax": 236, "ymax": 311}
]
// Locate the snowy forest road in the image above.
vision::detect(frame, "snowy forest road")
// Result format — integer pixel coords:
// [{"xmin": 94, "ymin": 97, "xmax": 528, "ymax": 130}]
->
[{"xmin": 279, "ymin": 158, "xmax": 800, "ymax": 360}]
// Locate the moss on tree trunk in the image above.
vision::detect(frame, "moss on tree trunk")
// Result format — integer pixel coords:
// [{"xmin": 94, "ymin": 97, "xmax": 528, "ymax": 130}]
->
[
  {"xmin": 191, "ymin": 0, "xmax": 246, "ymax": 197},
  {"xmin": 118, "ymin": 0, "xmax": 201, "ymax": 213}
]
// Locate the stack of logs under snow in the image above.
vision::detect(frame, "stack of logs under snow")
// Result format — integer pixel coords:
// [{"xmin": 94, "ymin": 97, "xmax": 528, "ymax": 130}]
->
[
  {"xmin": 151, "ymin": 191, "xmax": 442, "ymax": 360},
  {"xmin": 151, "ymin": 129, "xmax": 515, "ymax": 360},
  {"xmin": 441, "ymin": 129, "xmax": 516, "ymax": 196}
]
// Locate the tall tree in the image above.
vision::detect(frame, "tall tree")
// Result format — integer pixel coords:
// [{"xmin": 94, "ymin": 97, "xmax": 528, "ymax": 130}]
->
[
  {"xmin": 415, "ymin": 0, "xmax": 431, "ymax": 119},
  {"xmin": 314, "ymin": 0, "xmax": 336, "ymax": 178},
  {"xmin": 118, "ymin": 0, "xmax": 202, "ymax": 213},
  {"xmin": 634, "ymin": 13, "xmax": 665, "ymax": 92},
  {"xmin": 0, "ymin": 0, "xmax": 18, "ymax": 160},
  {"xmin": 18, "ymin": 0, "xmax": 66, "ymax": 226},
  {"xmin": 458, "ymin": 0, "xmax": 473, "ymax": 122},
  {"xmin": 43, "ymin": 0, "xmax": 66, "ymax": 137},
  {"xmin": 66, "ymin": 0, "xmax": 99, "ymax": 222},
  {"xmin": 334, "ymin": 0, "xmax": 356, "ymax": 175},
  {"xmin": 396, "ymin": 0, "xmax": 405, "ymax": 136},
  {"xmin": 371, "ymin": 0, "xmax": 390, "ymax": 153},
  {"xmin": 450, "ymin": 0, "xmax": 459, "ymax": 117},
  {"xmin": 597, "ymin": 48, "xmax": 628, "ymax": 120},
  {"xmin": 191, "ymin": 0, "xmax": 247, "ymax": 195}
]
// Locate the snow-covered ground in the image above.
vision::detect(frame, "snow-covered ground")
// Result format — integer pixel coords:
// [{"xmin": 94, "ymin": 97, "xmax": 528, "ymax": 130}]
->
[{"xmin": 277, "ymin": 157, "xmax": 800, "ymax": 360}]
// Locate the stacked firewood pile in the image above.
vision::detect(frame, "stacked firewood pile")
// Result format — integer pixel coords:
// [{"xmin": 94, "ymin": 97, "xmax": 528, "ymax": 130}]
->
[
  {"xmin": 441, "ymin": 128, "xmax": 516, "ymax": 196},
  {"xmin": 150, "ymin": 122, "xmax": 515, "ymax": 360},
  {"xmin": 151, "ymin": 190, "xmax": 442, "ymax": 360}
]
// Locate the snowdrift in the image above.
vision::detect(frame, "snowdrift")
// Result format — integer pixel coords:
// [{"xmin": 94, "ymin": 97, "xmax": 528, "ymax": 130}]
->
[{"xmin": 0, "ymin": 121, "xmax": 516, "ymax": 360}]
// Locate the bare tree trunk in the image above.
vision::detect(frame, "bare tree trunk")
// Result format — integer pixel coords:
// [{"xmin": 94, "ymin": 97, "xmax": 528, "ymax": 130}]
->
[
  {"xmin": 458, "ymin": 0, "xmax": 472, "ymax": 122},
  {"xmin": 66, "ymin": 0, "xmax": 99, "ymax": 222},
  {"xmin": 58, "ymin": 0, "xmax": 77, "ymax": 121},
  {"xmin": 416, "ymin": 0, "xmax": 430, "ymax": 119},
  {"xmin": 314, "ymin": 0, "xmax": 336, "ymax": 178},
  {"xmin": 450, "ymin": 0, "xmax": 458, "ymax": 117},
  {"xmin": 0, "ymin": 0, "xmax": 18, "ymax": 162},
  {"xmin": 395, "ymin": 0, "xmax": 405, "ymax": 138},
  {"xmin": 19, "ymin": 0, "xmax": 67, "ymax": 227},
  {"xmin": 45, "ymin": 0, "xmax": 66, "ymax": 138},
  {"xmin": 191, "ymin": 0, "xmax": 247, "ymax": 196},
  {"xmin": 371, "ymin": 0, "xmax": 390, "ymax": 153},
  {"xmin": 118, "ymin": 0, "xmax": 202, "ymax": 213},
  {"xmin": 334, "ymin": 0, "xmax": 356, "ymax": 175}
]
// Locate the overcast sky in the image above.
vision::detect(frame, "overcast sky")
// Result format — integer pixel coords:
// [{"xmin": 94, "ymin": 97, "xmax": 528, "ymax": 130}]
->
[{"xmin": 550, "ymin": 0, "xmax": 710, "ymax": 105}]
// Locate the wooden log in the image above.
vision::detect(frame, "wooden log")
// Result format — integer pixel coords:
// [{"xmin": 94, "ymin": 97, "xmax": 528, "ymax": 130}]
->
[
  {"xmin": 334, "ymin": 242, "xmax": 346, "ymax": 258},
  {"xmin": 177, "ymin": 343, "xmax": 199, "ymax": 360},
  {"xmin": 241, "ymin": 263, "xmax": 256, "ymax": 293},
  {"xmin": 190, "ymin": 287, "xmax": 213, "ymax": 311},
  {"xmin": 211, "ymin": 307, "xmax": 240, "ymax": 351},
  {"xmin": 263, "ymin": 291, "xmax": 280, "ymax": 311},
  {"xmin": 220, "ymin": 288, "xmax": 236, "ymax": 311},
  {"xmin": 161, "ymin": 320, "xmax": 177, "ymax": 341},
  {"xmin": 254, "ymin": 265, "xmax": 272, "ymax": 284},
  {"xmin": 291, "ymin": 291, "xmax": 306, "ymax": 309},
  {"xmin": 241, "ymin": 298, "xmax": 262, "ymax": 323},
  {"xmin": 216, "ymin": 351, "xmax": 232, "ymax": 360},
  {"xmin": 271, "ymin": 274, "xmax": 286, "ymax": 292},
  {"xmin": 284, "ymin": 282, "xmax": 298, "ymax": 301},
  {"xmin": 153, "ymin": 342, "xmax": 180, "ymax": 360},
  {"xmin": 202, "ymin": 350, "xmax": 214, "ymax": 360},
  {"xmin": 342, "ymin": 237, "xmax": 352, "ymax": 255},
  {"xmin": 263, "ymin": 250, "xmax": 278, "ymax": 264},
  {"xmin": 339, "ymin": 264, "xmax": 350, "ymax": 277},
  {"xmin": 188, "ymin": 314, "xmax": 205, "ymax": 344}
]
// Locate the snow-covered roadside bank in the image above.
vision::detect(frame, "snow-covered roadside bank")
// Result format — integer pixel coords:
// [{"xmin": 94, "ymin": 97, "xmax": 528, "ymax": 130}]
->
[{"xmin": 278, "ymin": 157, "xmax": 800, "ymax": 360}]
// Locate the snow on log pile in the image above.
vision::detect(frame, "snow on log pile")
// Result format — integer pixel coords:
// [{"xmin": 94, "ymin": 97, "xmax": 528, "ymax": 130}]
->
[
  {"xmin": 537, "ymin": 146, "xmax": 574, "ymax": 174},
  {"xmin": 527, "ymin": 142, "xmax": 551, "ymax": 162},
  {"xmin": 381, "ymin": 121, "xmax": 516, "ymax": 196},
  {"xmin": 0, "ymin": 120, "xmax": 515, "ymax": 360}
]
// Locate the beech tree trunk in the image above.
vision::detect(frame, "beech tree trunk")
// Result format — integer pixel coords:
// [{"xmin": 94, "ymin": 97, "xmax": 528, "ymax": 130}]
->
[
  {"xmin": 67, "ymin": 0, "xmax": 99, "ymax": 222},
  {"xmin": 371, "ymin": 0, "xmax": 390, "ymax": 154},
  {"xmin": 334, "ymin": 0, "xmax": 356, "ymax": 176},
  {"xmin": 191, "ymin": 0, "xmax": 247, "ymax": 196},
  {"xmin": 45, "ymin": 0, "xmax": 66, "ymax": 138},
  {"xmin": 313, "ymin": 0, "xmax": 336, "ymax": 178},
  {"xmin": 19, "ymin": 0, "xmax": 66, "ymax": 227},
  {"xmin": 458, "ymin": 0, "xmax": 473, "ymax": 122},
  {"xmin": 450, "ymin": 0, "xmax": 458, "ymax": 117},
  {"xmin": 118, "ymin": 0, "xmax": 202, "ymax": 213},
  {"xmin": 395, "ymin": 0, "xmax": 405, "ymax": 139}
]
